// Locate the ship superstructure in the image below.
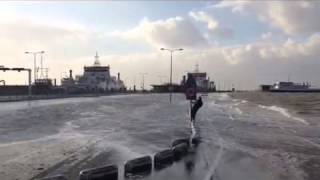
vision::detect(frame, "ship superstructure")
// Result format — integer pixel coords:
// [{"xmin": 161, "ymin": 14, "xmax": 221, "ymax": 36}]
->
[
  {"xmin": 263, "ymin": 81, "xmax": 320, "ymax": 92},
  {"xmin": 61, "ymin": 52, "xmax": 126, "ymax": 93}
]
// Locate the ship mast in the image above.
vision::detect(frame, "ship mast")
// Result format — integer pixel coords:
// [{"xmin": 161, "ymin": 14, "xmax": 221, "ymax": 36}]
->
[
  {"xmin": 94, "ymin": 51, "xmax": 101, "ymax": 66},
  {"xmin": 195, "ymin": 62, "xmax": 199, "ymax": 73}
]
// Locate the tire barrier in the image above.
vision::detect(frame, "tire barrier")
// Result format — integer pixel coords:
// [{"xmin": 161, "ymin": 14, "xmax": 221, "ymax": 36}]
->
[
  {"xmin": 171, "ymin": 138, "xmax": 189, "ymax": 148},
  {"xmin": 124, "ymin": 156, "xmax": 152, "ymax": 177},
  {"xmin": 37, "ymin": 175, "xmax": 68, "ymax": 180},
  {"xmin": 191, "ymin": 137, "xmax": 201, "ymax": 147},
  {"xmin": 172, "ymin": 137, "xmax": 201, "ymax": 148},
  {"xmin": 79, "ymin": 165, "xmax": 118, "ymax": 180},
  {"xmin": 36, "ymin": 136, "xmax": 198, "ymax": 180},
  {"xmin": 154, "ymin": 149, "xmax": 174, "ymax": 170},
  {"xmin": 172, "ymin": 142, "xmax": 188, "ymax": 161}
]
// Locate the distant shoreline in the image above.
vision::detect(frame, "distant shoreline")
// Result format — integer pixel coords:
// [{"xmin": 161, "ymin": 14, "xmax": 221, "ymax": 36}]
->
[{"xmin": 0, "ymin": 92, "xmax": 134, "ymax": 103}]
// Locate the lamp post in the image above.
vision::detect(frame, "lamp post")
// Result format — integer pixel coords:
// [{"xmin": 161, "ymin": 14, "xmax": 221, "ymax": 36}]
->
[
  {"xmin": 25, "ymin": 51, "xmax": 45, "ymax": 83},
  {"xmin": 160, "ymin": 48, "xmax": 183, "ymax": 103},
  {"xmin": 140, "ymin": 73, "xmax": 148, "ymax": 92}
]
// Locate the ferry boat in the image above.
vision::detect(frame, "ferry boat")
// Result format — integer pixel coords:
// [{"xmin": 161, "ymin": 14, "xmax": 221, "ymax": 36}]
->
[{"xmin": 269, "ymin": 81, "xmax": 320, "ymax": 92}]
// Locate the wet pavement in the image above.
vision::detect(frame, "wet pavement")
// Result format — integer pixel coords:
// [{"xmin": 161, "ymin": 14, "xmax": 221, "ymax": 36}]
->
[{"xmin": 0, "ymin": 93, "xmax": 319, "ymax": 180}]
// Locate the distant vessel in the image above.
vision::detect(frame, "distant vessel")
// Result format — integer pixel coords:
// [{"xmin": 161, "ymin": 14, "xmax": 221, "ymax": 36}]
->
[{"xmin": 269, "ymin": 81, "xmax": 320, "ymax": 92}]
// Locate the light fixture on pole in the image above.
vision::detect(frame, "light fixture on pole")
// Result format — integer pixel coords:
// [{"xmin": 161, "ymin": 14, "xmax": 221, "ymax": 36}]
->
[
  {"xmin": 160, "ymin": 48, "xmax": 183, "ymax": 103},
  {"xmin": 25, "ymin": 51, "xmax": 45, "ymax": 83}
]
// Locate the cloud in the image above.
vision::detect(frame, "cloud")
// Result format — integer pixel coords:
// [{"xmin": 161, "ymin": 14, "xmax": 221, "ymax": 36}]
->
[
  {"xmin": 1, "ymin": 3, "xmax": 320, "ymax": 90},
  {"xmin": 261, "ymin": 32, "xmax": 272, "ymax": 40},
  {"xmin": 85, "ymin": 33, "xmax": 320, "ymax": 90},
  {"xmin": 0, "ymin": 16, "xmax": 94, "ymax": 58},
  {"xmin": 189, "ymin": 11, "xmax": 219, "ymax": 30},
  {"xmin": 2, "ymin": 14, "xmax": 320, "ymax": 89},
  {"xmin": 0, "ymin": 14, "xmax": 100, "ymax": 84},
  {"xmin": 189, "ymin": 11, "xmax": 234, "ymax": 39},
  {"xmin": 214, "ymin": 0, "xmax": 320, "ymax": 35},
  {"xmin": 109, "ymin": 17, "xmax": 208, "ymax": 48}
]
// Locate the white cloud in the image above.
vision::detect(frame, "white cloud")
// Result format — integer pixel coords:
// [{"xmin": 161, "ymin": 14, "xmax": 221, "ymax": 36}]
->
[
  {"xmin": 261, "ymin": 32, "xmax": 272, "ymax": 40},
  {"xmin": 0, "ymin": 14, "xmax": 100, "ymax": 85},
  {"xmin": 189, "ymin": 11, "xmax": 219, "ymax": 30},
  {"xmin": 214, "ymin": 0, "xmax": 320, "ymax": 35},
  {"xmin": 86, "ymin": 33, "xmax": 320, "ymax": 90},
  {"xmin": 1, "ymin": 3, "xmax": 320, "ymax": 90},
  {"xmin": 109, "ymin": 17, "xmax": 208, "ymax": 48},
  {"xmin": 189, "ymin": 11, "xmax": 234, "ymax": 39}
]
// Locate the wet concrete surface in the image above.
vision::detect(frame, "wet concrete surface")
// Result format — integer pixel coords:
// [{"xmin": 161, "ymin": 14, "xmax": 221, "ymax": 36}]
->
[{"xmin": 0, "ymin": 94, "xmax": 319, "ymax": 180}]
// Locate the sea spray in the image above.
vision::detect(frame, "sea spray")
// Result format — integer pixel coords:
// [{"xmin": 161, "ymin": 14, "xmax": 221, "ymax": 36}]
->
[{"xmin": 258, "ymin": 105, "xmax": 309, "ymax": 125}]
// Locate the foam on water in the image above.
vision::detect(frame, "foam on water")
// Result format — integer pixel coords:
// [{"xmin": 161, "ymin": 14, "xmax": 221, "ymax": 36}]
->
[
  {"xmin": 217, "ymin": 93, "xmax": 231, "ymax": 101},
  {"xmin": 234, "ymin": 107, "xmax": 243, "ymax": 115},
  {"xmin": 258, "ymin": 105, "xmax": 309, "ymax": 125}
]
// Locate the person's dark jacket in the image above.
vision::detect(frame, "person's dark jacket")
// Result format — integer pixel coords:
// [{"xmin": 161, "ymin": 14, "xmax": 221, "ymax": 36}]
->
[{"xmin": 191, "ymin": 97, "xmax": 203, "ymax": 121}]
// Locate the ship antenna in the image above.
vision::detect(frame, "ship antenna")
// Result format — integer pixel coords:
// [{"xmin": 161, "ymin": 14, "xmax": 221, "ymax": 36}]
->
[
  {"xmin": 94, "ymin": 51, "xmax": 101, "ymax": 66},
  {"xmin": 195, "ymin": 62, "xmax": 199, "ymax": 73}
]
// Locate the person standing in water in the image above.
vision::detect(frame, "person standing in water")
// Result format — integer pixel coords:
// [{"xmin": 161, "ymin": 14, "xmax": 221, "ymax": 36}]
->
[{"xmin": 190, "ymin": 96, "xmax": 203, "ymax": 122}]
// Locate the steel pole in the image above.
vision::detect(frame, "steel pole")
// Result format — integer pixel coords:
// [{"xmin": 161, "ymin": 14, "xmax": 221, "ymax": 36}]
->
[
  {"xmin": 28, "ymin": 69, "xmax": 32, "ymax": 99},
  {"xmin": 33, "ymin": 53, "xmax": 37, "ymax": 83},
  {"xmin": 142, "ymin": 74, "xmax": 144, "ymax": 91},
  {"xmin": 169, "ymin": 51, "xmax": 173, "ymax": 103}
]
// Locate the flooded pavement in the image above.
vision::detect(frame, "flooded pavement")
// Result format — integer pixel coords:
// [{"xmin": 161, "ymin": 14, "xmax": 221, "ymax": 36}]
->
[{"xmin": 0, "ymin": 93, "xmax": 319, "ymax": 180}]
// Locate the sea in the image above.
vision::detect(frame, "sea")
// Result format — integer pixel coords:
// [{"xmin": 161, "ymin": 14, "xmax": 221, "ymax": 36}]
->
[
  {"xmin": 229, "ymin": 91, "xmax": 320, "ymax": 126},
  {"xmin": 0, "ymin": 93, "xmax": 319, "ymax": 180}
]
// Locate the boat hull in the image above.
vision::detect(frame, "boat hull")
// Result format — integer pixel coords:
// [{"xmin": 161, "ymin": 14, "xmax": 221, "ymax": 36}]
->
[{"xmin": 269, "ymin": 89, "xmax": 320, "ymax": 93}]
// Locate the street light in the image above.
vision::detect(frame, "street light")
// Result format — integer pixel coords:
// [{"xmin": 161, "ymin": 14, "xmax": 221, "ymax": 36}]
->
[
  {"xmin": 140, "ymin": 73, "xmax": 148, "ymax": 92},
  {"xmin": 25, "ymin": 51, "xmax": 45, "ymax": 83},
  {"xmin": 160, "ymin": 48, "xmax": 183, "ymax": 103}
]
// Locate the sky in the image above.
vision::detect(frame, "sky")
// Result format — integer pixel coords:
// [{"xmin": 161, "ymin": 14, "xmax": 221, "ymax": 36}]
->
[{"xmin": 0, "ymin": 0, "xmax": 320, "ymax": 90}]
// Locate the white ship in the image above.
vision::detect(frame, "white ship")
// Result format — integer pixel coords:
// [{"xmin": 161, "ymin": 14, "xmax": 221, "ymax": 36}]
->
[{"xmin": 270, "ymin": 81, "xmax": 320, "ymax": 92}]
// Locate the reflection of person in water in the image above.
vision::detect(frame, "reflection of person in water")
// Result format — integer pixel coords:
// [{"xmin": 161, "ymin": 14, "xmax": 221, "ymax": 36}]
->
[{"xmin": 191, "ymin": 96, "xmax": 203, "ymax": 122}]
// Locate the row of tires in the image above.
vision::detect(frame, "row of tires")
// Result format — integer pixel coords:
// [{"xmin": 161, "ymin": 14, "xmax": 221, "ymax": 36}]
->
[{"xmin": 38, "ymin": 137, "xmax": 200, "ymax": 180}]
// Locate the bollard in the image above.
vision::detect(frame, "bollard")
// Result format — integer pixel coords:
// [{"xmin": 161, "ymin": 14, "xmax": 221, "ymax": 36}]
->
[
  {"xmin": 36, "ymin": 175, "xmax": 68, "ymax": 180},
  {"xmin": 171, "ymin": 138, "xmax": 189, "ymax": 148},
  {"xmin": 124, "ymin": 156, "xmax": 152, "ymax": 177},
  {"xmin": 191, "ymin": 137, "xmax": 202, "ymax": 147},
  {"xmin": 172, "ymin": 142, "xmax": 188, "ymax": 161},
  {"xmin": 79, "ymin": 165, "xmax": 118, "ymax": 180},
  {"xmin": 154, "ymin": 149, "xmax": 174, "ymax": 170},
  {"xmin": 172, "ymin": 137, "xmax": 202, "ymax": 148}
]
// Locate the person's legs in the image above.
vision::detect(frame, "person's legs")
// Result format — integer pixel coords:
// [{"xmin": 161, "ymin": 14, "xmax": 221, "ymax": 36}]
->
[{"xmin": 190, "ymin": 109, "xmax": 196, "ymax": 122}]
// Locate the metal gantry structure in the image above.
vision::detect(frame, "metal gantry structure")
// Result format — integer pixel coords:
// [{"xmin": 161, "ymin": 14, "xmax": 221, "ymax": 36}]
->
[
  {"xmin": 0, "ymin": 66, "xmax": 32, "ymax": 98},
  {"xmin": 160, "ymin": 48, "xmax": 183, "ymax": 103},
  {"xmin": 25, "ymin": 51, "xmax": 45, "ymax": 83}
]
